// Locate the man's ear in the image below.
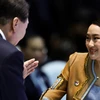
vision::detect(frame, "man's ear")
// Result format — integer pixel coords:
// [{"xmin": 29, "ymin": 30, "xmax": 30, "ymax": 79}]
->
[{"xmin": 12, "ymin": 17, "xmax": 19, "ymax": 33}]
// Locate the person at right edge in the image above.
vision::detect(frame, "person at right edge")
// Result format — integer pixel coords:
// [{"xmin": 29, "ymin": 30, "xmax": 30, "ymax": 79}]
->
[{"xmin": 39, "ymin": 14, "xmax": 100, "ymax": 99}]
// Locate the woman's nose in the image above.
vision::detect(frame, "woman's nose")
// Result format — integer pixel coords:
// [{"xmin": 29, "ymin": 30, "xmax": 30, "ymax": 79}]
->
[{"xmin": 88, "ymin": 39, "xmax": 94, "ymax": 47}]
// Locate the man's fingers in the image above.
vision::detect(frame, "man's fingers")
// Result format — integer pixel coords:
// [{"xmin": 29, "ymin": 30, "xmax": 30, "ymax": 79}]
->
[
  {"xmin": 27, "ymin": 61, "xmax": 38, "ymax": 71},
  {"xmin": 23, "ymin": 59, "xmax": 39, "ymax": 79},
  {"xmin": 26, "ymin": 60, "xmax": 39, "ymax": 69},
  {"xmin": 24, "ymin": 58, "xmax": 35, "ymax": 67}
]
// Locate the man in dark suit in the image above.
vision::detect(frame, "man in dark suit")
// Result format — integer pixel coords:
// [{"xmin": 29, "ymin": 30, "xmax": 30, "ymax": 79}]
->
[{"xmin": 0, "ymin": 0, "xmax": 39, "ymax": 100}]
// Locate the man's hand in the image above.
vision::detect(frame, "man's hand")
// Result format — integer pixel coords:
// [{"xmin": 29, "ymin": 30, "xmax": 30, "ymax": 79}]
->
[{"xmin": 23, "ymin": 58, "xmax": 39, "ymax": 79}]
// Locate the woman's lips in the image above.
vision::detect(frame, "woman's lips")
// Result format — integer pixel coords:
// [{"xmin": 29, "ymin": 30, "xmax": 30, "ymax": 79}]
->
[{"xmin": 89, "ymin": 48, "xmax": 97, "ymax": 54}]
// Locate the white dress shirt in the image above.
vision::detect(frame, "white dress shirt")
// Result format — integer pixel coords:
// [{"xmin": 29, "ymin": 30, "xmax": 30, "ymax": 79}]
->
[{"xmin": 0, "ymin": 29, "xmax": 6, "ymax": 40}]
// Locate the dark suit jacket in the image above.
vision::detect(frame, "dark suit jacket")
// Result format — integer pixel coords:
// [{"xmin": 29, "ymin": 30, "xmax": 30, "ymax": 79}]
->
[{"xmin": 0, "ymin": 36, "xmax": 27, "ymax": 100}]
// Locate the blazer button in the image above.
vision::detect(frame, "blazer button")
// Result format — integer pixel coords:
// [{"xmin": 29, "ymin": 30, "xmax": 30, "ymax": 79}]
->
[{"xmin": 74, "ymin": 80, "xmax": 79, "ymax": 86}]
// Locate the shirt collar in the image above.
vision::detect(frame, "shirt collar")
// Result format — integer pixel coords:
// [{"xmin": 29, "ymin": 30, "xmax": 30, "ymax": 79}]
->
[{"xmin": 0, "ymin": 29, "xmax": 6, "ymax": 40}]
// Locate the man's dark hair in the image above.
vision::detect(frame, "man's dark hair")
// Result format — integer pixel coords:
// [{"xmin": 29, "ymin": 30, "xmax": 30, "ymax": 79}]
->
[{"xmin": 0, "ymin": 0, "xmax": 29, "ymax": 25}]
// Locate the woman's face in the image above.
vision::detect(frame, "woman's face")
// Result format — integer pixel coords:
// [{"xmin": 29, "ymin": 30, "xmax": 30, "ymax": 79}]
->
[{"xmin": 86, "ymin": 24, "xmax": 100, "ymax": 60}]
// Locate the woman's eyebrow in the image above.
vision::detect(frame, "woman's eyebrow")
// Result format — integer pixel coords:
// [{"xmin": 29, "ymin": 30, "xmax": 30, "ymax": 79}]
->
[{"xmin": 87, "ymin": 33, "xmax": 100, "ymax": 36}]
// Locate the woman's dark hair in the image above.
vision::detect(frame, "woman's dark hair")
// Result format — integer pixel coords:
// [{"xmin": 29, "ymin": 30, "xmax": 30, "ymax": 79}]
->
[
  {"xmin": 92, "ymin": 19, "xmax": 100, "ymax": 27},
  {"xmin": 0, "ymin": 0, "xmax": 29, "ymax": 25},
  {"xmin": 91, "ymin": 10, "xmax": 100, "ymax": 26}
]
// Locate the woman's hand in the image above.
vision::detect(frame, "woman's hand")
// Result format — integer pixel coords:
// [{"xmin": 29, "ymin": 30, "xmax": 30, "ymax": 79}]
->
[{"xmin": 23, "ymin": 58, "xmax": 39, "ymax": 79}]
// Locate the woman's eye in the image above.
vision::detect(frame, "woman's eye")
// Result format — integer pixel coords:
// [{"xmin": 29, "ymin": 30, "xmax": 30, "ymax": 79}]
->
[
  {"xmin": 86, "ymin": 36, "xmax": 90, "ymax": 39},
  {"xmin": 94, "ymin": 37, "xmax": 100, "ymax": 40}
]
